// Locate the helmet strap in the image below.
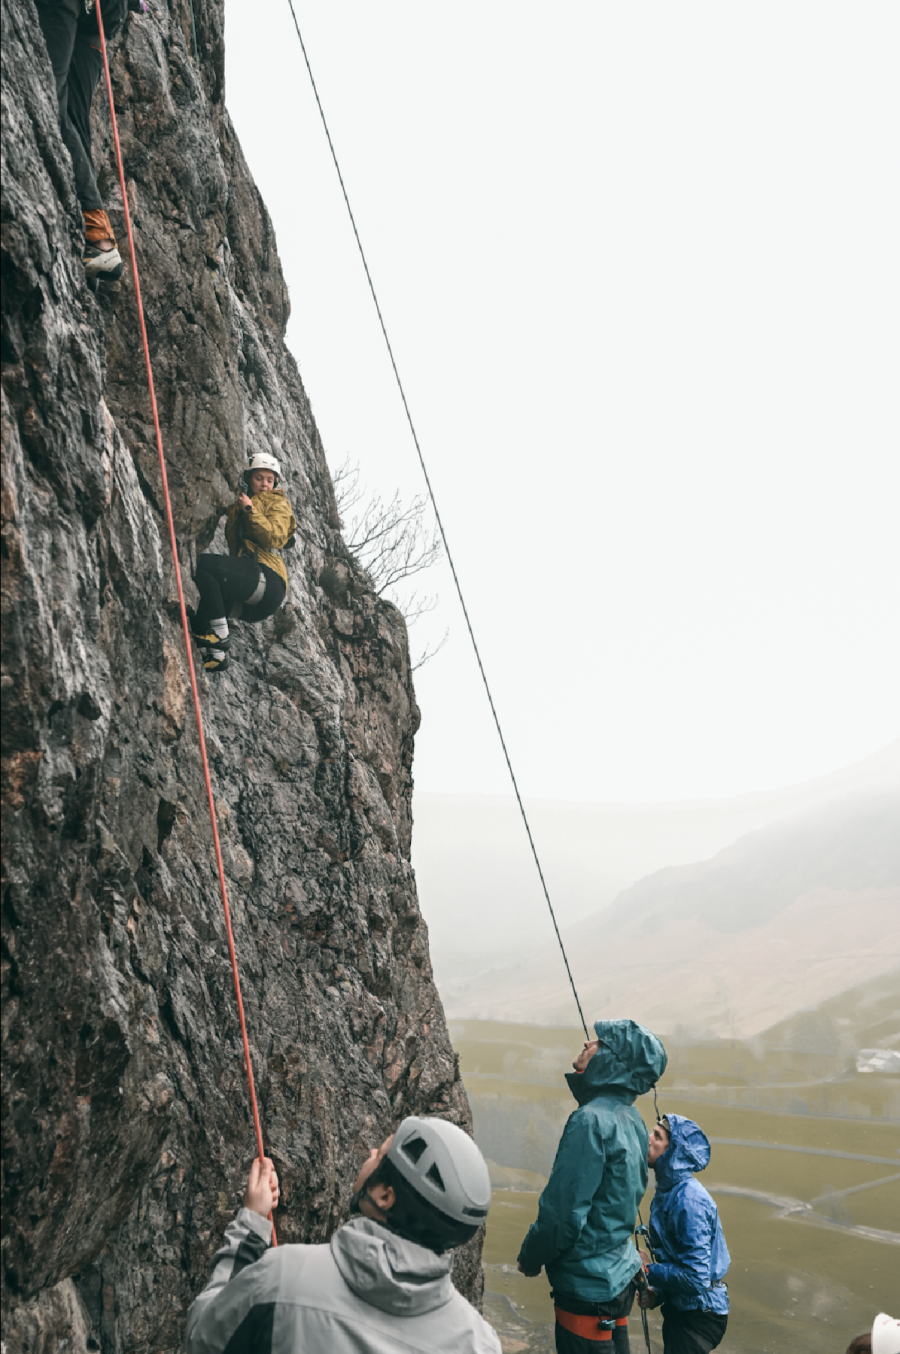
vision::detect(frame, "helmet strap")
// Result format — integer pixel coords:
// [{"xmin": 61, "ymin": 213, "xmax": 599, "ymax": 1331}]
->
[
  {"xmin": 349, "ymin": 1180, "xmax": 390, "ymax": 1221},
  {"xmin": 348, "ymin": 1185, "xmax": 366, "ymax": 1215}
]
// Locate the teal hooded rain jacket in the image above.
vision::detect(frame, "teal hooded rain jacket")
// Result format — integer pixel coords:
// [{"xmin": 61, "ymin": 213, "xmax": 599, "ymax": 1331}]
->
[{"xmin": 517, "ymin": 1019, "xmax": 668, "ymax": 1303}]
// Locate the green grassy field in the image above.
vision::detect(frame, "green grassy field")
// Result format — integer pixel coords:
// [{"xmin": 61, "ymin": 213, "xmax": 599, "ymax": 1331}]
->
[
  {"xmin": 452, "ymin": 1009, "xmax": 900, "ymax": 1122},
  {"xmin": 711, "ymin": 1194, "xmax": 898, "ymax": 1352},
  {"xmin": 704, "ymin": 1149, "xmax": 892, "ymax": 1200},
  {"xmin": 457, "ymin": 1014, "xmax": 899, "ymax": 1353}
]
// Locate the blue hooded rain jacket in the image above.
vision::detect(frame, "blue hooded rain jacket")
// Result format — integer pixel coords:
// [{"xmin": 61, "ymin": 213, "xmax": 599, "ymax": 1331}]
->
[
  {"xmin": 648, "ymin": 1114, "xmax": 730, "ymax": 1314},
  {"xmin": 517, "ymin": 1019, "xmax": 667, "ymax": 1303}
]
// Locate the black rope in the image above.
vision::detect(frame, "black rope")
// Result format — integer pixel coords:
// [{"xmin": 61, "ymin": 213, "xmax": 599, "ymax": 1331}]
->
[
  {"xmin": 285, "ymin": 2, "xmax": 590, "ymax": 1040},
  {"xmin": 634, "ymin": 1210, "xmax": 654, "ymax": 1354}
]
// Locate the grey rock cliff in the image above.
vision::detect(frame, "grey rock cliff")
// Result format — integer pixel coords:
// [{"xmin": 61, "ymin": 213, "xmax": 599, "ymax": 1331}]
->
[{"xmin": 0, "ymin": 0, "xmax": 482, "ymax": 1346}]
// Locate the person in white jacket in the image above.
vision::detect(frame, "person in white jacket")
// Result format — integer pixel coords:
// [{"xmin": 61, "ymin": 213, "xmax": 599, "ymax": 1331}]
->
[{"xmin": 186, "ymin": 1116, "xmax": 502, "ymax": 1354}]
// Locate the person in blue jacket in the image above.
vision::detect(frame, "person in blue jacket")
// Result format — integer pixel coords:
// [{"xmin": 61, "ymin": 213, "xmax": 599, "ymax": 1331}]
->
[
  {"xmin": 639, "ymin": 1114, "xmax": 730, "ymax": 1353},
  {"xmin": 516, "ymin": 1018, "xmax": 668, "ymax": 1353}
]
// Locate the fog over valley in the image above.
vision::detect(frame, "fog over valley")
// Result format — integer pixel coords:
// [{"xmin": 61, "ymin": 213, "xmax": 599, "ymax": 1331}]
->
[{"xmin": 413, "ymin": 739, "xmax": 900, "ymax": 1036}]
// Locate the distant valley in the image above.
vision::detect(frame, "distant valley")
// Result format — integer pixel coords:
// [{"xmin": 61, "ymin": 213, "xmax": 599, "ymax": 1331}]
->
[{"xmin": 413, "ymin": 742, "xmax": 900, "ymax": 1036}]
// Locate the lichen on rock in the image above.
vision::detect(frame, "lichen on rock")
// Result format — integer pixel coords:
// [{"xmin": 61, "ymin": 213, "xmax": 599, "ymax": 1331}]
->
[{"xmin": 0, "ymin": 0, "xmax": 481, "ymax": 1346}]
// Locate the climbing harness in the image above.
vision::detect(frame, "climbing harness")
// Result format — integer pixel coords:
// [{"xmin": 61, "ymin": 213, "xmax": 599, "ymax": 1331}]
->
[
  {"xmin": 285, "ymin": 1, "xmax": 590, "ymax": 1039},
  {"xmin": 93, "ymin": 0, "xmax": 275, "ymax": 1240},
  {"xmin": 244, "ymin": 568, "xmax": 267, "ymax": 608},
  {"xmin": 233, "ymin": 512, "xmax": 295, "ymax": 609},
  {"xmin": 554, "ymin": 1309, "xmax": 628, "ymax": 1343}
]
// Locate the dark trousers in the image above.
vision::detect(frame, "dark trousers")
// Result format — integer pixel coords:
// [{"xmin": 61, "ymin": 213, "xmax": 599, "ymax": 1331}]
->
[
  {"xmin": 553, "ymin": 1281, "xmax": 636, "ymax": 1354},
  {"xmin": 661, "ymin": 1306, "xmax": 727, "ymax": 1354},
  {"xmin": 34, "ymin": 0, "xmax": 126, "ymax": 210},
  {"xmin": 194, "ymin": 555, "xmax": 285, "ymax": 630}
]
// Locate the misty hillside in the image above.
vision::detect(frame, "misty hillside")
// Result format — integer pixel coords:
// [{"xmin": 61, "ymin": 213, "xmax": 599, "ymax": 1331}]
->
[
  {"xmin": 761, "ymin": 965, "xmax": 900, "ymax": 1055},
  {"xmin": 412, "ymin": 739, "xmax": 900, "ymax": 980},
  {"xmin": 438, "ymin": 792, "xmax": 900, "ymax": 1037},
  {"xmin": 604, "ymin": 792, "xmax": 899, "ymax": 934}
]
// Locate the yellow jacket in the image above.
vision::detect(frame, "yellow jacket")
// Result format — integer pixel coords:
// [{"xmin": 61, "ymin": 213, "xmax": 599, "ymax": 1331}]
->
[{"xmin": 225, "ymin": 489, "xmax": 297, "ymax": 586}]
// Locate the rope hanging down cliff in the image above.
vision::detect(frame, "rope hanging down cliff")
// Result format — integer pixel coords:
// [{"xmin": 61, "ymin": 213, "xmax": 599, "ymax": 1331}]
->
[
  {"xmin": 93, "ymin": 0, "xmax": 276, "ymax": 1240},
  {"xmin": 285, "ymin": 1, "xmax": 591, "ymax": 1040}
]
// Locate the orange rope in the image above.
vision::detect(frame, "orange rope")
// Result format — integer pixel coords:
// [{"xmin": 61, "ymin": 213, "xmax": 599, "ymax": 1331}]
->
[{"xmin": 93, "ymin": 0, "xmax": 276, "ymax": 1242}]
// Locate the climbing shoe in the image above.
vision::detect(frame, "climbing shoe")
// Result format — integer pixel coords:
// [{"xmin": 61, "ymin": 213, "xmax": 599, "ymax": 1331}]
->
[
  {"xmin": 192, "ymin": 629, "xmax": 230, "ymax": 652},
  {"xmin": 82, "ymin": 209, "xmax": 125, "ymax": 281},
  {"xmin": 203, "ymin": 648, "xmax": 230, "ymax": 674},
  {"xmin": 83, "ymin": 243, "xmax": 125, "ymax": 281}
]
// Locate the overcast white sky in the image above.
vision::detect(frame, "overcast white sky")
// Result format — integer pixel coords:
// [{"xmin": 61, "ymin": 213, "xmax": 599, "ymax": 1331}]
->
[{"xmin": 224, "ymin": 2, "xmax": 899, "ymax": 804}]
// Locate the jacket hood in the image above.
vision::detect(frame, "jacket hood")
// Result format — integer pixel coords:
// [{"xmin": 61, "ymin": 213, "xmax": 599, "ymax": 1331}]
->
[
  {"xmin": 330, "ymin": 1217, "xmax": 454, "ymax": 1317},
  {"xmin": 654, "ymin": 1114, "xmax": 711, "ymax": 1192},
  {"xmin": 566, "ymin": 1019, "xmax": 667, "ymax": 1104}
]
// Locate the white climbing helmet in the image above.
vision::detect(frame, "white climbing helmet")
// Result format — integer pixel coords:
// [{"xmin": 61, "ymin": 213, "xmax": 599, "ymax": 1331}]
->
[
  {"xmin": 244, "ymin": 452, "xmax": 281, "ymax": 486},
  {"xmin": 873, "ymin": 1314, "xmax": 900, "ymax": 1354},
  {"xmin": 386, "ymin": 1116, "xmax": 491, "ymax": 1227}
]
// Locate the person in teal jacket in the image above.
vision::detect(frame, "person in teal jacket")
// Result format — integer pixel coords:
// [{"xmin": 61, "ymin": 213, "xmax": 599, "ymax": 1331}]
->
[{"xmin": 516, "ymin": 1019, "xmax": 667, "ymax": 1353}]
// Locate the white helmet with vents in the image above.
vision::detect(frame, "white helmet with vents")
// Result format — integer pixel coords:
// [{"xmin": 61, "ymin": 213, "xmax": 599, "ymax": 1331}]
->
[
  {"xmin": 243, "ymin": 452, "xmax": 282, "ymax": 486},
  {"xmin": 386, "ymin": 1116, "xmax": 491, "ymax": 1227}
]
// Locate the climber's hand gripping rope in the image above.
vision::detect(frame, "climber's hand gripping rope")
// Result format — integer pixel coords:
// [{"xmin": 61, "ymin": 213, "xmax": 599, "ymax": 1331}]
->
[{"xmin": 245, "ymin": 1158, "xmax": 280, "ymax": 1218}]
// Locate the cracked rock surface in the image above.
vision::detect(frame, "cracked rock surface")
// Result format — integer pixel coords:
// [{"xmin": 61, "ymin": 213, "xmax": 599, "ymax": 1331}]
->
[{"xmin": 0, "ymin": 0, "xmax": 481, "ymax": 1346}]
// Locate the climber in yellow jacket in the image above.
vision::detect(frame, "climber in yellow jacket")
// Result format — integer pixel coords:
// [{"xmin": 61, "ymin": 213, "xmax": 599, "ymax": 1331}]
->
[{"xmin": 192, "ymin": 453, "xmax": 297, "ymax": 673}]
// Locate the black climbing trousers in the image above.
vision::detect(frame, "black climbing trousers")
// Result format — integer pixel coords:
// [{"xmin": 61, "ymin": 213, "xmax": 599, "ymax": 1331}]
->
[
  {"xmin": 194, "ymin": 554, "xmax": 285, "ymax": 630},
  {"xmin": 660, "ymin": 1306, "xmax": 727, "ymax": 1354},
  {"xmin": 34, "ymin": 0, "xmax": 127, "ymax": 211},
  {"xmin": 552, "ymin": 1281, "xmax": 637, "ymax": 1354}
]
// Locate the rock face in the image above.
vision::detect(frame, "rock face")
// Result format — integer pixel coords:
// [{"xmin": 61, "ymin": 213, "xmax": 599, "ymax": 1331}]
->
[{"xmin": 0, "ymin": 0, "xmax": 481, "ymax": 1346}]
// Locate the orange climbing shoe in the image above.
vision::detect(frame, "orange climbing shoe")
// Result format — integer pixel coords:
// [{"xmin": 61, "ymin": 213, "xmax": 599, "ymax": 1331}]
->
[{"xmin": 82, "ymin": 209, "xmax": 124, "ymax": 281}]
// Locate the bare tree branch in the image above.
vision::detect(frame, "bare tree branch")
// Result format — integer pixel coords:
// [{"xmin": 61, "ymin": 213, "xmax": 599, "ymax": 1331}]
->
[
  {"xmin": 334, "ymin": 461, "xmax": 445, "ymax": 603},
  {"xmin": 333, "ymin": 461, "xmax": 449, "ymax": 665},
  {"xmin": 331, "ymin": 458, "xmax": 364, "ymax": 519},
  {"xmin": 412, "ymin": 628, "xmax": 450, "ymax": 671},
  {"xmin": 400, "ymin": 591, "xmax": 439, "ymax": 627}
]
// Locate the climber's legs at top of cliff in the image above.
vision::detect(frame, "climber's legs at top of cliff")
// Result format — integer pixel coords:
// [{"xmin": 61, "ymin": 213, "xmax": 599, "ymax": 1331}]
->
[{"xmin": 34, "ymin": 0, "xmax": 133, "ymax": 281}]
